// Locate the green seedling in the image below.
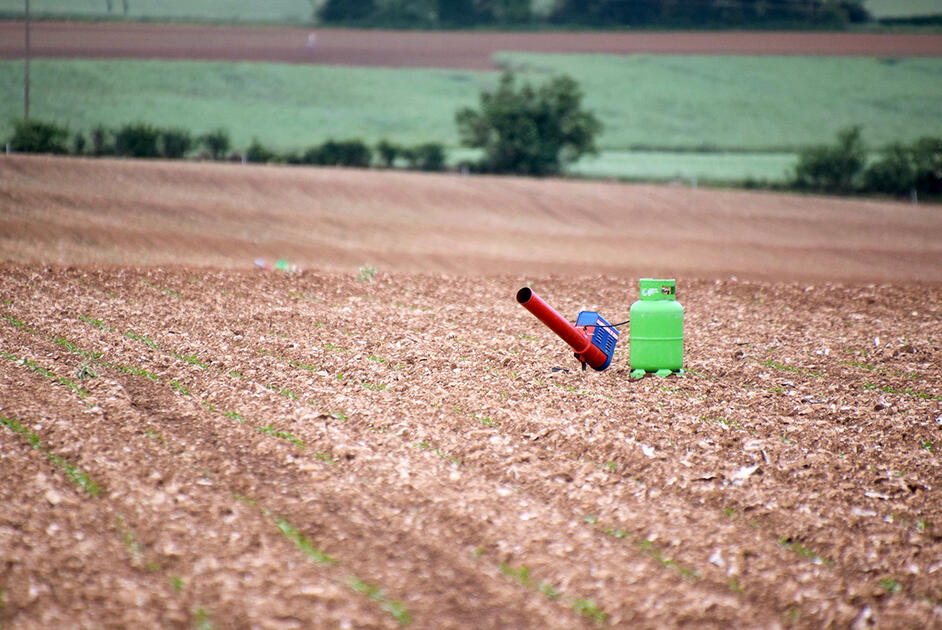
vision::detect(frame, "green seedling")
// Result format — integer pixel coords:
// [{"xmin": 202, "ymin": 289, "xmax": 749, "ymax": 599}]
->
[
  {"xmin": 75, "ymin": 360, "xmax": 97, "ymax": 381},
  {"xmin": 368, "ymin": 355, "xmax": 386, "ymax": 363},
  {"xmin": 170, "ymin": 381, "xmax": 190, "ymax": 396},
  {"xmin": 583, "ymin": 515, "xmax": 597, "ymax": 524},
  {"xmin": 116, "ymin": 515, "xmax": 143, "ymax": 563},
  {"xmin": 878, "ymin": 578, "xmax": 901, "ymax": 593},
  {"xmin": 290, "ymin": 360, "xmax": 318, "ymax": 370},
  {"xmin": 362, "ymin": 381, "xmax": 387, "ymax": 391},
  {"xmin": 6, "ymin": 354, "xmax": 88, "ymax": 399},
  {"xmin": 358, "ymin": 264, "xmax": 377, "ymax": 282},
  {"xmin": 472, "ymin": 546, "xmax": 487, "ymax": 558},
  {"xmin": 476, "ymin": 415, "xmax": 498, "ymax": 427},
  {"xmin": 572, "ymin": 599, "xmax": 609, "ymax": 625},
  {"xmin": 193, "ymin": 607, "xmax": 214, "ymax": 630},
  {"xmin": 330, "ymin": 410, "xmax": 348, "ymax": 421},
  {"xmin": 922, "ymin": 441, "xmax": 934, "ymax": 453},
  {"xmin": 499, "ymin": 562, "xmax": 532, "ymax": 588},
  {"xmin": 78, "ymin": 313, "xmax": 112, "ymax": 331},
  {"xmin": 728, "ymin": 577, "xmax": 744, "ymax": 592},
  {"xmin": 125, "ymin": 331, "xmax": 160, "ymax": 349},
  {"xmin": 639, "ymin": 539, "xmax": 700, "ymax": 579},
  {"xmin": 603, "ymin": 528, "xmax": 627, "ymax": 539},
  {"xmin": 315, "ymin": 453, "xmax": 335, "ymax": 465},
  {"xmin": 1, "ymin": 416, "xmax": 101, "ymax": 496},
  {"xmin": 105, "ymin": 362, "xmax": 160, "ymax": 381},
  {"xmin": 228, "ymin": 370, "xmax": 242, "ymax": 378},
  {"xmin": 2, "ymin": 313, "xmax": 37, "ymax": 334},
  {"xmin": 347, "ymin": 577, "xmax": 412, "ymax": 626},
  {"xmin": 257, "ymin": 425, "xmax": 304, "ymax": 449},
  {"xmin": 779, "ymin": 538, "xmax": 832, "ymax": 566},
  {"xmin": 171, "ymin": 351, "xmax": 208, "ymax": 369},
  {"xmin": 863, "ymin": 383, "xmax": 942, "ymax": 401},
  {"xmin": 761, "ymin": 358, "xmax": 822, "ymax": 378},
  {"xmin": 275, "ymin": 518, "xmax": 335, "ymax": 565},
  {"xmin": 224, "ymin": 411, "xmax": 244, "ymax": 422},
  {"xmin": 538, "ymin": 582, "xmax": 561, "ymax": 600}
]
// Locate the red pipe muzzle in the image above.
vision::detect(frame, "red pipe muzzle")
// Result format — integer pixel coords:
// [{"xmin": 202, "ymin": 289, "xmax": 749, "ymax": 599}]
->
[{"xmin": 516, "ymin": 287, "xmax": 609, "ymax": 370}]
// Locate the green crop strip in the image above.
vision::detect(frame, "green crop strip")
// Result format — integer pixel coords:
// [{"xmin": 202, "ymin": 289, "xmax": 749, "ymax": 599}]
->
[
  {"xmin": 779, "ymin": 537, "xmax": 833, "ymax": 567},
  {"xmin": 760, "ymin": 358, "xmax": 823, "ymax": 378},
  {"xmin": 170, "ymin": 351, "xmax": 208, "ymax": 369},
  {"xmin": 348, "ymin": 577, "xmax": 413, "ymax": 626},
  {"xmin": 275, "ymin": 518, "xmax": 336, "ymax": 565},
  {"xmin": 638, "ymin": 539, "xmax": 700, "ymax": 579},
  {"xmin": 125, "ymin": 331, "xmax": 160, "ymax": 349},
  {"xmin": 572, "ymin": 599, "xmax": 609, "ymax": 625},
  {"xmin": 0, "ymin": 415, "xmax": 102, "ymax": 496},
  {"xmin": 2, "ymin": 313, "xmax": 38, "ymax": 334},
  {"xmin": 257, "ymin": 425, "xmax": 305, "ymax": 449},
  {"xmin": 863, "ymin": 383, "xmax": 942, "ymax": 401},
  {"xmin": 1, "ymin": 351, "xmax": 89, "ymax": 399},
  {"xmin": 78, "ymin": 313, "xmax": 112, "ymax": 331}
]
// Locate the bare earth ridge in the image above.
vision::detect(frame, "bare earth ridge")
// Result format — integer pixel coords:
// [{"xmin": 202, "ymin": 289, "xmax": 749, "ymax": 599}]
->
[
  {"xmin": 0, "ymin": 155, "xmax": 940, "ymax": 629},
  {"xmin": 1, "ymin": 21, "xmax": 942, "ymax": 68}
]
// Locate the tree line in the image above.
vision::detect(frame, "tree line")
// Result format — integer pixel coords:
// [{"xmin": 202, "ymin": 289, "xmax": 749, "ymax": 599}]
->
[
  {"xmin": 4, "ymin": 120, "xmax": 447, "ymax": 171},
  {"xmin": 318, "ymin": 0, "xmax": 871, "ymax": 28}
]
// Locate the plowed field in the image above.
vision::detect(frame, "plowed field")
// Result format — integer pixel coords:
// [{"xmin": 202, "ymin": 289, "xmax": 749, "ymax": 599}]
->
[
  {"xmin": 1, "ymin": 155, "xmax": 941, "ymax": 629},
  {"xmin": 2, "ymin": 21, "xmax": 942, "ymax": 68}
]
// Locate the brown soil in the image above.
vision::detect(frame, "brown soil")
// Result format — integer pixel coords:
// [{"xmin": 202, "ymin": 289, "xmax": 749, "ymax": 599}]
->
[
  {"xmin": 1, "ymin": 21, "xmax": 941, "ymax": 68},
  {"xmin": 2, "ymin": 155, "xmax": 941, "ymax": 284},
  {"xmin": 0, "ymin": 155, "xmax": 941, "ymax": 629}
]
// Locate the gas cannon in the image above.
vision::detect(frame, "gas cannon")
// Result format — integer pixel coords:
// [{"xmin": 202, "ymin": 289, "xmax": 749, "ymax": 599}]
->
[
  {"xmin": 515, "ymin": 287, "xmax": 618, "ymax": 371},
  {"xmin": 516, "ymin": 279, "xmax": 684, "ymax": 377}
]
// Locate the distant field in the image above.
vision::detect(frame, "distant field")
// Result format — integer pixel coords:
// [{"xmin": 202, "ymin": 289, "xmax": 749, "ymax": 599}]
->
[
  {"xmin": 0, "ymin": 0, "xmax": 319, "ymax": 22},
  {"xmin": 865, "ymin": 0, "xmax": 942, "ymax": 19},
  {"xmin": 569, "ymin": 150, "xmax": 797, "ymax": 183},
  {"xmin": 495, "ymin": 52, "xmax": 942, "ymax": 151},
  {"xmin": 2, "ymin": 54, "xmax": 940, "ymax": 180}
]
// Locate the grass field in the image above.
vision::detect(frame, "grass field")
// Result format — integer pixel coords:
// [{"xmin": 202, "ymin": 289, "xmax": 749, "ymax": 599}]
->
[{"xmin": 2, "ymin": 54, "xmax": 940, "ymax": 180}]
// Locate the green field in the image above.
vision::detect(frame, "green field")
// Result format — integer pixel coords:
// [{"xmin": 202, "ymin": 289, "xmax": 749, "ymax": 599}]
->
[
  {"xmin": 495, "ymin": 52, "xmax": 942, "ymax": 151},
  {"xmin": 0, "ymin": 0, "xmax": 319, "ymax": 22},
  {"xmin": 2, "ymin": 53, "xmax": 940, "ymax": 181},
  {"xmin": 864, "ymin": 0, "xmax": 942, "ymax": 19}
]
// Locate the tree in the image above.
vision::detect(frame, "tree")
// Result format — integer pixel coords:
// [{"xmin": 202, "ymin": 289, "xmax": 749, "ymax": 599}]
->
[
  {"xmin": 319, "ymin": 0, "xmax": 376, "ymax": 23},
  {"xmin": 114, "ymin": 122, "xmax": 159, "ymax": 158},
  {"xmin": 792, "ymin": 126, "xmax": 866, "ymax": 194},
  {"xmin": 376, "ymin": 139, "xmax": 401, "ymax": 168},
  {"xmin": 8, "ymin": 119, "xmax": 68, "ymax": 153},
  {"xmin": 455, "ymin": 71, "xmax": 602, "ymax": 176},
  {"xmin": 200, "ymin": 128, "xmax": 231, "ymax": 160},
  {"xmin": 863, "ymin": 144, "xmax": 916, "ymax": 196},
  {"xmin": 408, "ymin": 142, "xmax": 446, "ymax": 171},
  {"xmin": 158, "ymin": 128, "xmax": 193, "ymax": 159}
]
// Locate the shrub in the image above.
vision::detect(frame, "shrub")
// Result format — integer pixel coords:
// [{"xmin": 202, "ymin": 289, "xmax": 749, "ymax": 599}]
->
[
  {"xmin": 376, "ymin": 139, "xmax": 401, "ymax": 168},
  {"xmin": 408, "ymin": 142, "xmax": 447, "ymax": 171},
  {"xmin": 114, "ymin": 122, "xmax": 160, "ymax": 158},
  {"xmin": 863, "ymin": 144, "xmax": 915, "ymax": 196},
  {"xmin": 246, "ymin": 138, "xmax": 277, "ymax": 163},
  {"xmin": 200, "ymin": 128, "xmax": 231, "ymax": 160},
  {"xmin": 159, "ymin": 128, "xmax": 193, "ymax": 159},
  {"xmin": 8, "ymin": 119, "xmax": 69, "ymax": 154},
  {"xmin": 91, "ymin": 125, "xmax": 113, "ymax": 156},
  {"xmin": 792, "ymin": 126, "xmax": 866, "ymax": 194},
  {"xmin": 911, "ymin": 137, "xmax": 942, "ymax": 197},
  {"xmin": 455, "ymin": 71, "xmax": 601, "ymax": 176},
  {"xmin": 305, "ymin": 139, "xmax": 373, "ymax": 167},
  {"xmin": 72, "ymin": 132, "xmax": 87, "ymax": 155}
]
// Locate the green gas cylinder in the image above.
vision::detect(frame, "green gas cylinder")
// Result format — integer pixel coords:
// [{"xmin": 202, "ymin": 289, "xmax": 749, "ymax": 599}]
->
[{"xmin": 629, "ymin": 278, "xmax": 683, "ymax": 375}]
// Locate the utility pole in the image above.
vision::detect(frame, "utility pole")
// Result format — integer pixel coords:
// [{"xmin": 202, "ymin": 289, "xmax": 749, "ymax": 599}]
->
[{"xmin": 24, "ymin": 0, "xmax": 30, "ymax": 120}]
